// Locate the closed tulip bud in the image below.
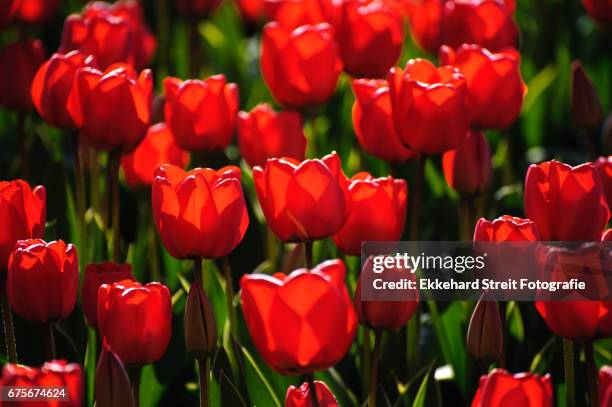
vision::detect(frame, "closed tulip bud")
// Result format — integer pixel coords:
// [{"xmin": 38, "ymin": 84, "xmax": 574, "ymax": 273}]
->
[
  {"xmin": 253, "ymin": 152, "xmax": 349, "ymax": 242},
  {"xmin": 285, "ymin": 380, "xmax": 339, "ymax": 407},
  {"xmin": 176, "ymin": 0, "xmax": 223, "ymax": 19},
  {"xmin": 164, "ymin": 75, "xmax": 239, "ymax": 152},
  {"xmin": 81, "ymin": 262, "xmax": 135, "ymax": 329},
  {"xmin": 237, "ymin": 103, "xmax": 307, "ymax": 168},
  {"xmin": 0, "ymin": 180, "xmax": 46, "ymax": 269},
  {"xmin": 388, "ymin": 59, "xmax": 470, "ymax": 154},
  {"xmin": 473, "ymin": 216, "xmax": 540, "ymax": 242},
  {"xmin": 571, "ymin": 61, "xmax": 603, "ymax": 130},
  {"xmin": 601, "ymin": 366, "xmax": 612, "ymax": 407},
  {"xmin": 14, "ymin": 0, "xmax": 60, "ymax": 24},
  {"xmin": 524, "ymin": 160, "xmax": 609, "ymax": 241},
  {"xmin": 594, "ymin": 156, "xmax": 612, "ymax": 210},
  {"xmin": 121, "ymin": 123, "xmax": 190, "ymax": 189},
  {"xmin": 67, "ymin": 64, "xmax": 153, "ymax": 151},
  {"xmin": 0, "ymin": 360, "xmax": 83, "ymax": 407},
  {"xmin": 59, "ymin": 1, "xmax": 156, "ymax": 70},
  {"xmin": 152, "ymin": 165, "xmax": 249, "ymax": 259},
  {"xmin": 0, "ymin": 39, "xmax": 45, "ymax": 111},
  {"xmin": 471, "ymin": 369, "xmax": 552, "ymax": 407},
  {"xmin": 466, "ymin": 294, "xmax": 503, "ymax": 365},
  {"xmin": 31, "ymin": 51, "xmax": 98, "ymax": 129},
  {"xmin": 240, "ymin": 259, "xmax": 357, "ymax": 374},
  {"xmin": 335, "ymin": 0, "xmax": 404, "ymax": 78},
  {"xmin": 261, "ymin": 22, "xmax": 342, "ymax": 108},
  {"xmin": 351, "ymin": 78, "xmax": 415, "ymax": 163},
  {"xmin": 583, "ymin": 0, "xmax": 612, "ymax": 26},
  {"xmin": 442, "ymin": 131, "xmax": 492, "ymax": 196},
  {"xmin": 98, "ymin": 280, "xmax": 172, "ymax": 365},
  {"xmin": 95, "ymin": 345, "xmax": 135, "ymax": 407},
  {"xmin": 440, "ymin": 45, "xmax": 526, "ymax": 129},
  {"xmin": 333, "ymin": 173, "xmax": 407, "ymax": 256},
  {"xmin": 184, "ymin": 283, "xmax": 217, "ymax": 360},
  {"xmin": 8, "ymin": 239, "xmax": 78, "ymax": 323}
]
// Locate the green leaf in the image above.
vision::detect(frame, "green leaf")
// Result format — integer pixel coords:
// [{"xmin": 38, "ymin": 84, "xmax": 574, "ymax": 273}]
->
[
  {"xmin": 140, "ymin": 365, "xmax": 166, "ymax": 407},
  {"xmin": 506, "ymin": 302, "xmax": 525, "ymax": 342},
  {"xmin": 240, "ymin": 346, "xmax": 282, "ymax": 407}
]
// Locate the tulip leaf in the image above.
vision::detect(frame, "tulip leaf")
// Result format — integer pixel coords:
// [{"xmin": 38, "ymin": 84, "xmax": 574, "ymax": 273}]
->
[
  {"xmin": 411, "ymin": 362, "xmax": 441, "ymax": 407},
  {"xmin": 140, "ymin": 365, "xmax": 167, "ymax": 407},
  {"xmin": 506, "ymin": 301, "xmax": 524, "ymax": 342},
  {"xmin": 240, "ymin": 346, "xmax": 282, "ymax": 407}
]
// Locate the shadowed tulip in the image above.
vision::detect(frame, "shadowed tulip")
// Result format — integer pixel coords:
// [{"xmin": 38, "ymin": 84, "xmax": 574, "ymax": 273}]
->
[
  {"xmin": 184, "ymin": 283, "xmax": 217, "ymax": 360},
  {"xmin": 466, "ymin": 293, "xmax": 503, "ymax": 365},
  {"xmin": 95, "ymin": 345, "xmax": 135, "ymax": 407},
  {"xmin": 0, "ymin": 39, "xmax": 45, "ymax": 111},
  {"xmin": 442, "ymin": 131, "xmax": 492, "ymax": 196},
  {"xmin": 583, "ymin": 0, "xmax": 612, "ymax": 25},
  {"xmin": 13, "ymin": 0, "xmax": 60, "ymax": 24},
  {"xmin": 571, "ymin": 61, "xmax": 603, "ymax": 130}
]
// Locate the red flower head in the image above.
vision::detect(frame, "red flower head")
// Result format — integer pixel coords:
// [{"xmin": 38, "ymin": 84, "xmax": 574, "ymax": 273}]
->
[
  {"xmin": 261, "ymin": 22, "xmax": 342, "ymax": 108},
  {"xmin": 351, "ymin": 78, "xmax": 415, "ymax": 163},
  {"xmin": 0, "ymin": 360, "xmax": 82, "ymax": 407},
  {"xmin": 237, "ymin": 103, "xmax": 307, "ymax": 168},
  {"xmin": 403, "ymin": 0, "xmax": 444, "ymax": 53},
  {"xmin": 0, "ymin": 39, "xmax": 45, "ymax": 111},
  {"xmin": 440, "ymin": 44, "xmax": 525, "ymax": 129},
  {"xmin": 0, "ymin": 0, "xmax": 20, "ymax": 26},
  {"xmin": 264, "ymin": 0, "xmax": 336, "ymax": 29},
  {"xmin": 176, "ymin": 0, "xmax": 223, "ymax": 19},
  {"xmin": 388, "ymin": 58, "xmax": 470, "ymax": 154},
  {"xmin": 285, "ymin": 380, "xmax": 339, "ymax": 407},
  {"xmin": 31, "ymin": 51, "xmax": 98, "ymax": 129},
  {"xmin": 442, "ymin": 130, "xmax": 492, "ymax": 196},
  {"xmin": 441, "ymin": 0, "xmax": 518, "ymax": 52},
  {"xmin": 333, "ymin": 172, "xmax": 407, "ymax": 256},
  {"xmin": 240, "ymin": 259, "xmax": 357, "ymax": 374},
  {"xmin": 594, "ymin": 156, "xmax": 612, "ymax": 210},
  {"xmin": 121, "ymin": 123, "xmax": 190, "ymax": 189},
  {"xmin": 471, "ymin": 369, "xmax": 553, "ymax": 407},
  {"xmin": 0, "ymin": 180, "xmax": 46, "ymax": 269},
  {"xmin": 253, "ymin": 152, "xmax": 349, "ymax": 242},
  {"xmin": 335, "ymin": 0, "xmax": 404, "ymax": 78},
  {"xmin": 13, "ymin": 0, "xmax": 60, "ymax": 24},
  {"xmin": 235, "ymin": 0, "xmax": 266, "ymax": 23},
  {"xmin": 7, "ymin": 239, "xmax": 78, "ymax": 323},
  {"xmin": 67, "ymin": 64, "xmax": 152, "ymax": 151},
  {"xmin": 601, "ymin": 366, "xmax": 612, "ymax": 407},
  {"xmin": 473, "ymin": 215, "xmax": 540, "ymax": 242},
  {"xmin": 163, "ymin": 74, "xmax": 239, "ymax": 152},
  {"xmin": 81, "ymin": 262, "xmax": 135, "ymax": 329},
  {"xmin": 583, "ymin": 0, "xmax": 612, "ymax": 25},
  {"xmin": 97, "ymin": 279, "xmax": 172, "ymax": 365},
  {"xmin": 524, "ymin": 160, "xmax": 610, "ymax": 241},
  {"xmin": 152, "ymin": 165, "xmax": 249, "ymax": 259},
  {"xmin": 60, "ymin": 1, "xmax": 156, "ymax": 70}
]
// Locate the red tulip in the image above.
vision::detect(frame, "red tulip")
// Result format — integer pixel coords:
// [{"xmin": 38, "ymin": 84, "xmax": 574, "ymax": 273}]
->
[
  {"xmin": 601, "ymin": 366, "xmax": 612, "ymax": 407},
  {"xmin": 176, "ymin": 0, "xmax": 223, "ymax": 18},
  {"xmin": 335, "ymin": 0, "xmax": 404, "ymax": 78},
  {"xmin": 237, "ymin": 103, "xmax": 307, "ymax": 168},
  {"xmin": 121, "ymin": 123, "xmax": 190, "ymax": 189},
  {"xmin": 440, "ymin": 44, "xmax": 525, "ymax": 129},
  {"xmin": 235, "ymin": 0, "xmax": 266, "ymax": 23},
  {"xmin": 261, "ymin": 22, "xmax": 342, "ymax": 108},
  {"xmin": 97, "ymin": 279, "xmax": 172, "ymax": 365},
  {"xmin": 81, "ymin": 262, "xmax": 135, "ymax": 329},
  {"xmin": 7, "ymin": 239, "xmax": 78, "ymax": 323},
  {"xmin": 285, "ymin": 380, "xmax": 339, "ymax": 407},
  {"xmin": 571, "ymin": 60, "xmax": 603, "ymax": 130},
  {"xmin": 264, "ymin": 0, "xmax": 335, "ymax": 29},
  {"xmin": 0, "ymin": 360, "xmax": 82, "ymax": 407},
  {"xmin": 60, "ymin": 1, "xmax": 156, "ymax": 70},
  {"xmin": 253, "ymin": 152, "xmax": 349, "ymax": 242},
  {"xmin": 442, "ymin": 131, "xmax": 492, "ymax": 196},
  {"xmin": 603, "ymin": 228, "xmax": 612, "ymax": 241},
  {"xmin": 471, "ymin": 369, "xmax": 552, "ymax": 407},
  {"xmin": 403, "ymin": 0, "xmax": 443, "ymax": 53},
  {"xmin": 240, "ymin": 259, "xmax": 357, "ymax": 374},
  {"xmin": 0, "ymin": 180, "xmax": 46, "ymax": 269},
  {"xmin": 333, "ymin": 172, "xmax": 407, "ymax": 256},
  {"xmin": 583, "ymin": 0, "xmax": 612, "ymax": 25},
  {"xmin": 0, "ymin": 39, "xmax": 45, "ymax": 111},
  {"xmin": 387, "ymin": 58, "xmax": 470, "ymax": 154},
  {"xmin": 152, "ymin": 165, "xmax": 249, "ymax": 259},
  {"xmin": 473, "ymin": 216, "xmax": 540, "ymax": 242},
  {"xmin": 524, "ymin": 160, "xmax": 609, "ymax": 241},
  {"xmin": 536, "ymin": 299, "xmax": 611, "ymax": 341},
  {"xmin": 594, "ymin": 156, "xmax": 612, "ymax": 210},
  {"xmin": 351, "ymin": 78, "xmax": 415, "ymax": 163},
  {"xmin": 31, "ymin": 51, "xmax": 97, "ymax": 129},
  {"xmin": 13, "ymin": 0, "xmax": 60, "ymax": 24},
  {"xmin": 67, "ymin": 64, "xmax": 153, "ymax": 151},
  {"xmin": 163, "ymin": 74, "xmax": 239, "ymax": 152},
  {"xmin": 0, "ymin": 0, "xmax": 19, "ymax": 26}
]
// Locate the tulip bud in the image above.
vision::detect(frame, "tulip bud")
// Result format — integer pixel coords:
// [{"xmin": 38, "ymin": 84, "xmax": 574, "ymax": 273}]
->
[
  {"xmin": 0, "ymin": 39, "xmax": 46, "ymax": 111},
  {"xmin": 571, "ymin": 60, "xmax": 603, "ymax": 130},
  {"xmin": 184, "ymin": 283, "xmax": 217, "ymax": 360},
  {"xmin": 466, "ymin": 293, "xmax": 503, "ymax": 366},
  {"xmin": 95, "ymin": 345, "xmax": 135, "ymax": 407},
  {"xmin": 442, "ymin": 131, "xmax": 492, "ymax": 197}
]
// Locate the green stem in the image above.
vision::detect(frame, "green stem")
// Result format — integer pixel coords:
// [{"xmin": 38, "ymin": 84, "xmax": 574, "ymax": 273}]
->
[
  {"xmin": 222, "ymin": 257, "xmax": 236, "ymax": 338},
  {"xmin": 305, "ymin": 373, "xmax": 320, "ymax": 407},
  {"xmin": 368, "ymin": 332, "xmax": 383, "ymax": 407},
  {"xmin": 304, "ymin": 241, "xmax": 313, "ymax": 269},
  {"xmin": 109, "ymin": 150, "xmax": 121, "ymax": 262},
  {"xmin": 198, "ymin": 357, "xmax": 209, "ymax": 407},
  {"xmin": 85, "ymin": 327, "xmax": 96, "ymax": 406},
  {"xmin": 409, "ymin": 155, "xmax": 426, "ymax": 241},
  {"xmin": 194, "ymin": 258, "xmax": 203, "ymax": 285},
  {"xmin": 362, "ymin": 328, "xmax": 371, "ymax": 399},
  {"xmin": 0, "ymin": 275, "xmax": 17, "ymax": 363},
  {"xmin": 585, "ymin": 341, "xmax": 600, "ymax": 407},
  {"xmin": 47, "ymin": 323, "xmax": 56, "ymax": 360},
  {"xmin": 459, "ymin": 198, "xmax": 475, "ymax": 241},
  {"xmin": 564, "ymin": 338, "xmax": 575, "ymax": 407},
  {"xmin": 73, "ymin": 137, "xmax": 87, "ymax": 272}
]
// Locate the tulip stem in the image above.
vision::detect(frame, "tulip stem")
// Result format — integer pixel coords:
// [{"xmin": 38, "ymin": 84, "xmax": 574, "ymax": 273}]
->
[
  {"xmin": 0, "ymin": 276, "xmax": 17, "ymax": 363},
  {"xmin": 585, "ymin": 341, "xmax": 600, "ymax": 407},
  {"xmin": 18, "ymin": 111, "xmax": 29, "ymax": 180},
  {"xmin": 47, "ymin": 323, "xmax": 56, "ymax": 359},
  {"xmin": 198, "ymin": 357, "xmax": 209, "ymax": 407},
  {"xmin": 109, "ymin": 150, "xmax": 121, "ymax": 263},
  {"xmin": 305, "ymin": 374, "xmax": 319, "ymax": 407},
  {"xmin": 368, "ymin": 331, "xmax": 383, "ymax": 407},
  {"xmin": 361, "ymin": 328, "xmax": 371, "ymax": 398},
  {"xmin": 221, "ymin": 257, "xmax": 236, "ymax": 338},
  {"xmin": 304, "ymin": 241, "xmax": 313, "ymax": 269},
  {"xmin": 194, "ymin": 258, "xmax": 203, "ymax": 285},
  {"xmin": 128, "ymin": 366, "xmax": 141, "ymax": 406},
  {"xmin": 73, "ymin": 136, "xmax": 87, "ymax": 271},
  {"xmin": 409, "ymin": 155, "xmax": 426, "ymax": 241},
  {"xmin": 564, "ymin": 338, "xmax": 576, "ymax": 407}
]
